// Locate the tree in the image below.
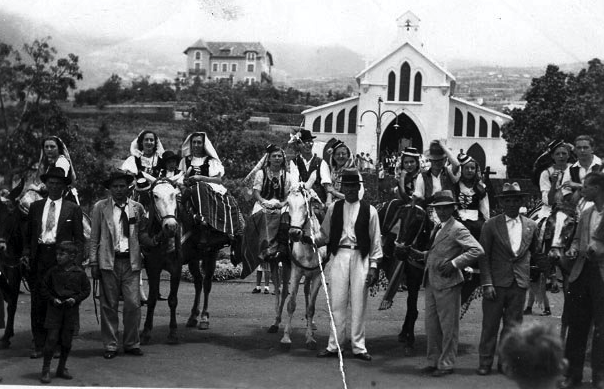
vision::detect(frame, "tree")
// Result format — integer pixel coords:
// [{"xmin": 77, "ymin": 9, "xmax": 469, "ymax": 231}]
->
[
  {"xmin": 502, "ymin": 59, "xmax": 604, "ymax": 178},
  {"xmin": 0, "ymin": 37, "xmax": 82, "ymax": 186}
]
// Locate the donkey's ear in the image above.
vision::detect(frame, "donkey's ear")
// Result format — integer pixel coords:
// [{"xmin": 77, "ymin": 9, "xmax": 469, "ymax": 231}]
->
[
  {"xmin": 141, "ymin": 171, "xmax": 157, "ymax": 185},
  {"xmin": 8, "ymin": 176, "xmax": 26, "ymax": 201}
]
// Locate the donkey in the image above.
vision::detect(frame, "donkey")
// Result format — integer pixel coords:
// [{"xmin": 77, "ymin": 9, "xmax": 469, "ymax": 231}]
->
[
  {"xmin": 139, "ymin": 178, "xmax": 182, "ymax": 345},
  {"xmin": 282, "ymin": 186, "xmax": 326, "ymax": 350}
]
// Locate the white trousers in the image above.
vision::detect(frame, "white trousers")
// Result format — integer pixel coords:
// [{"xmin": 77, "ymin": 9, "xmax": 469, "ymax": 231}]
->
[{"xmin": 326, "ymin": 248, "xmax": 369, "ymax": 354}]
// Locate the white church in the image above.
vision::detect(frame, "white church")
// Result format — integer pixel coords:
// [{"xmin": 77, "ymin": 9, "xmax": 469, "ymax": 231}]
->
[{"xmin": 302, "ymin": 11, "xmax": 512, "ymax": 178}]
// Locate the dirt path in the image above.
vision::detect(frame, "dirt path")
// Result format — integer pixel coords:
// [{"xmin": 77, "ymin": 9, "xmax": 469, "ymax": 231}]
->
[{"xmin": 0, "ymin": 279, "xmax": 567, "ymax": 388}]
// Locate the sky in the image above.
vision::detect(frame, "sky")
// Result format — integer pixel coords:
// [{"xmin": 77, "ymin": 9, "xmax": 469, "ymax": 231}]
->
[{"xmin": 2, "ymin": 0, "xmax": 603, "ymax": 67}]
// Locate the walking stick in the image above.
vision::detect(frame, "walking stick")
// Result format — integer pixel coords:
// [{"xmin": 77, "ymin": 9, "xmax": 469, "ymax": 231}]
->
[{"xmin": 93, "ymin": 278, "xmax": 100, "ymax": 325}]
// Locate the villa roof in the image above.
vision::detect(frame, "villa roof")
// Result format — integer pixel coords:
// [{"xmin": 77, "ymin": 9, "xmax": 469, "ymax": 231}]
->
[{"xmin": 184, "ymin": 40, "xmax": 272, "ymax": 64}]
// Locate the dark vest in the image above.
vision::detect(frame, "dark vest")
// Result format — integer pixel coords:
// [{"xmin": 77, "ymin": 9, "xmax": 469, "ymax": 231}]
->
[
  {"xmin": 135, "ymin": 156, "xmax": 163, "ymax": 178},
  {"xmin": 453, "ymin": 181, "xmax": 486, "ymax": 212},
  {"xmin": 569, "ymin": 163, "xmax": 602, "ymax": 184},
  {"xmin": 185, "ymin": 156, "xmax": 212, "ymax": 177},
  {"xmin": 422, "ymin": 168, "xmax": 455, "ymax": 202},
  {"xmin": 260, "ymin": 169, "xmax": 286, "ymax": 201},
  {"xmin": 328, "ymin": 200, "xmax": 371, "ymax": 258},
  {"xmin": 295, "ymin": 155, "xmax": 327, "ymax": 203},
  {"xmin": 402, "ymin": 171, "xmax": 419, "ymax": 196}
]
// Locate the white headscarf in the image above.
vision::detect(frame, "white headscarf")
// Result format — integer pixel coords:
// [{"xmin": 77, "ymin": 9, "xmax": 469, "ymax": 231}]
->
[
  {"xmin": 181, "ymin": 132, "xmax": 220, "ymax": 160},
  {"xmin": 36, "ymin": 136, "xmax": 77, "ymax": 184},
  {"xmin": 129, "ymin": 130, "xmax": 165, "ymax": 158}
]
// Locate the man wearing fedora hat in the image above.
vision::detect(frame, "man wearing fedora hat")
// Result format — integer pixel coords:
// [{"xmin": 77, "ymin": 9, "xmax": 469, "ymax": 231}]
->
[
  {"xmin": 89, "ymin": 169, "xmax": 158, "ymax": 359},
  {"xmin": 404, "ymin": 190, "xmax": 482, "ymax": 377},
  {"xmin": 413, "ymin": 140, "xmax": 460, "ymax": 209},
  {"xmin": 290, "ymin": 129, "xmax": 332, "ymax": 218},
  {"xmin": 315, "ymin": 168, "xmax": 382, "ymax": 361},
  {"xmin": 22, "ymin": 166, "xmax": 85, "ymax": 358},
  {"xmin": 477, "ymin": 182, "xmax": 539, "ymax": 376}
]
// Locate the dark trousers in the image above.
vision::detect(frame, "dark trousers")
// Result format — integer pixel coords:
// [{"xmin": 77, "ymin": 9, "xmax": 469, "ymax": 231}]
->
[
  {"xmin": 31, "ymin": 245, "xmax": 57, "ymax": 350},
  {"xmin": 565, "ymin": 260, "xmax": 604, "ymax": 382},
  {"xmin": 478, "ymin": 281, "xmax": 526, "ymax": 367}
]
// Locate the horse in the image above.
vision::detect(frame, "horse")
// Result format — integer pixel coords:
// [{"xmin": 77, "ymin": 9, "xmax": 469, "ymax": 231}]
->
[
  {"xmin": 0, "ymin": 182, "xmax": 26, "ymax": 348},
  {"xmin": 377, "ymin": 199, "xmax": 432, "ymax": 356},
  {"xmin": 281, "ymin": 185, "xmax": 326, "ymax": 350},
  {"xmin": 181, "ymin": 181, "xmax": 243, "ymax": 330},
  {"xmin": 139, "ymin": 178, "xmax": 182, "ymax": 345}
]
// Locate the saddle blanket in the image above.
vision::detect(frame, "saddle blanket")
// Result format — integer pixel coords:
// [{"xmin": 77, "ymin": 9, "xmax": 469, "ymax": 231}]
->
[{"xmin": 192, "ymin": 182, "xmax": 242, "ymax": 237}]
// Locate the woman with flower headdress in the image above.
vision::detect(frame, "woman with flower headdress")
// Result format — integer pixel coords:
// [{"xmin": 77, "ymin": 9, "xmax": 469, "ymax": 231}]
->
[
  {"xmin": 121, "ymin": 130, "xmax": 165, "ymax": 180},
  {"xmin": 397, "ymin": 147, "xmax": 422, "ymax": 203},
  {"xmin": 34, "ymin": 136, "xmax": 79, "ymax": 204}
]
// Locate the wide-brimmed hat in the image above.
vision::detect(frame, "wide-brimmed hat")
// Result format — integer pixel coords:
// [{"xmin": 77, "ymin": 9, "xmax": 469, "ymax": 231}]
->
[
  {"xmin": 161, "ymin": 150, "xmax": 180, "ymax": 164},
  {"xmin": 338, "ymin": 168, "xmax": 363, "ymax": 185},
  {"xmin": 429, "ymin": 190, "xmax": 459, "ymax": 207},
  {"xmin": 299, "ymin": 129, "xmax": 316, "ymax": 142},
  {"xmin": 402, "ymin": 147, "xmax": 421, "ymax": 158},
  {"xmin": 103, "ymin": 169, "xmax": 134, "ymax": 188},
  {"xmin": 134, "ymin": 177, "xmax": 152, "ymax": 191},
  {"xmin": 426, "ymin": 141, "xmax": 447, "ymax": 160},
  {"xmin": 40, "ymin": 167, "xmax": 71, "ymax": 185},
  {"xmin": 546, "ymin": 139, "xmax": 566, "ymax": 155},
  {"xmin": 496, "ymin": 182, "xmax": 528, "ymax": 197},
  {"xmin": 457, "ymin": 151, "xmax": 474, "ymax": 165}
]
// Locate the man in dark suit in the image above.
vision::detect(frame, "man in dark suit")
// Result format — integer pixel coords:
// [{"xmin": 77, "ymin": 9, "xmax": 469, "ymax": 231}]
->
[
  {"xmin": 560, "ymin": 172, "xmax": 604, "ymax": 389},
  {"xmin": 477, "ymin": 182, "xmax": 539, "ymax": 375},
  {"xmin": 22, "ymin": 167, "xmax": 85, "ymax": 358},
  {"xmin": 413, "ymin": 190, "xmax": 483, "ymax": 377}
]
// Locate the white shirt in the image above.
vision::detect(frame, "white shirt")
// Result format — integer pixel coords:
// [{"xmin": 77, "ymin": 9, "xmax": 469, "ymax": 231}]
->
[
  {"xmin": 291, "ymin": 156, "xmax": 332, "ymax": 185},
  {"xmin": 561, "ymin": 156, "xmax": 603, "ymax": 197},
  {"xmin": 505, "ymin": 215, "xmax": 523, "ymax": 256},
  {"xmin": 112, "ymin": 199, "xmax": 130, "ymax": 253},
  {"xmin": 457, "ymin": 182, "xmax": 490, "ymax": 221},
  {"xmin": 40, "ymin": 198, "xmax": 63, "ymax": 244},
  {"xmin": 412, "ymin": 166, "xmax": 459, "ymax": 199},
  {"xmin": 121, "ymin": 155, "xmax": 160, "ymax": 176}
]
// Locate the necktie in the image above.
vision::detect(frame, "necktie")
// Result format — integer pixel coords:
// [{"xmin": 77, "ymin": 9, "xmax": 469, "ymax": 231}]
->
[
  {"xmin": 429, "ymin": 223, "xmax": 442, "ymax": 247},
  {"xmin": 117, "ymin": 203, "xmax": 129, "ymax": 238},
  {"xmin": 45, "ymin": 201, "xmax": 56, "ymax": 234}
]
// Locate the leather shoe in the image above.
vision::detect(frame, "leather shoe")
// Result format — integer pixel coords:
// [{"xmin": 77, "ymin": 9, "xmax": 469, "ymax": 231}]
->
[
  {"xmin": 317, "ymin": 349, "xmax": 338, "ymax": 358},
  {"xmin": 124, "ymin": 348, "xmax": 144, "ymax": 356},
  {"xmin": 103, "ymin": 350, "xmax": 117, "ymax": 359},
  {"xmin": 353, "ymin": 352, "xmax": 372, "ymax": 361},
  {"xmin": 558, "ymin": 377, "xmax": 582, "ymax": 388},
  {"xmin": 56, "ymin": 368, "xmax": 73, "ymax": 380},
  {"xmin": 432, "ymin": 369, "xmax": 454, "ymax": 377},
  {"xmin": 476, "ymin": 366, "xmax": 492, "ymax": 375}
]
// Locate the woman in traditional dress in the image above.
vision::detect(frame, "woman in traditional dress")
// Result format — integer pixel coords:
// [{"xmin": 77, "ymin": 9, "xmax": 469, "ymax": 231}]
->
[
  {"xmin": 122, "ymin": 130, "xmax": 165, "ymax": 179},
  {"xmin": 179, "ymin": 132, "xmax": 226, "ymax": 194},
  {"xmin": 453, "ymin": 152, "xmax": 490, "ymax": 239},
  {"xmin": 326, "ymin": 140, "xmax": 356, "ymax": 205},
  {"xmin": 396, "ymin": 147, "xmax": 422, "ymax": 203},
  {"xmin": 34, "ymin": 136, "xmax": 79, "ymax": 204},
  {"xmin": 538, "ymin": 140, "xmax": 572, "ymax": 219}
]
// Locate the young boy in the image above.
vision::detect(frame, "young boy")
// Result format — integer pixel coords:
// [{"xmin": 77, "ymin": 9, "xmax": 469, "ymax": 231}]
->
[{"xmin": 39, "ymin": 241, "xmax": 90, "ymax": 384}]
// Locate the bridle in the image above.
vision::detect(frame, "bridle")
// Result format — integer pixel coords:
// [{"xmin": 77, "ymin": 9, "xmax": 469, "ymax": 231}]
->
[{"xmin": 150, "ymin": 178, "xmax": 178, "ymax": 223}]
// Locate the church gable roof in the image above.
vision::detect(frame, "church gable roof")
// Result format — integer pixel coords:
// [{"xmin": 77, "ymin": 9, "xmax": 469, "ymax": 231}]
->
[{"xmin": 355, "ymin": 41, "xmax": 455, "ymax": 82}]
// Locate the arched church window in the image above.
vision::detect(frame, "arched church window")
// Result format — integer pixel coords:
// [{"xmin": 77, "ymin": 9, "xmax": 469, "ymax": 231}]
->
[
  {"xmin": 467, "ymin": 112, "xmax": 475, "ymax": 137},
  {"xmin": 325, "ymin": 113, "xmax": 333, "ymax": 133},
  {"xmin": 348, "ymin": 106, "xmax": 357, "ymax": 134},
  {"xmin": 312, "ymin": 116, "xmax": 321, "ymax": 132},
  {"xmin": 336, "ymin": 109, "xmax": 345, "ymax": 133},
  {"xmin": 387, "ymin": 71, "xmax": 396, "ymax": 101},
  {"xmin": 399, "ymin": 62, "xmax": 410, "ymax": 101},
  {"xmin": 454, "ymin": 108, "xmax": 463, "ymax": 136},
  {"xmin": 492, "ymin": 121, "xmax": 500, "ymax": 138},
  {"xmin": 413, "ymin": 72, "xmax": 422, "ymax": 101},
  {"xmin": 479, "ymin": 117, "xmax": 488, "ymax": 137}
]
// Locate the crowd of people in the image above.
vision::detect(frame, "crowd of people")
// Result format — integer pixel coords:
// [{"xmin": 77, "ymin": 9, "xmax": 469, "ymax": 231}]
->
[{"xmin": 1, "ymin": 128, "xmax": 603, "ymax": 388}]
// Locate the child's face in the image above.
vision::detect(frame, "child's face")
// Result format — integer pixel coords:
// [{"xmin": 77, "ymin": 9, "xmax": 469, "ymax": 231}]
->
[
  {"xmin": 56, "ymin": 250, "xmax": 74, "ymax": 267},
  {"xmin": 166, "ymin": 160, "xmax": 178, "ymax": 171}
]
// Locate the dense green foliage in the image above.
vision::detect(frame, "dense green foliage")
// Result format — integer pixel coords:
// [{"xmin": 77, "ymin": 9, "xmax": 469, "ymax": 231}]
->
[{"xmin": 502, "ymin": 59, "xmax": 604, "ymax": 177}]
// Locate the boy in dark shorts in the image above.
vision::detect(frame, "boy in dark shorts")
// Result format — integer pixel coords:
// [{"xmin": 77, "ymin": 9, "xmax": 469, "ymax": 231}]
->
[{"xmin": 39, "ymin": 241, "xmax": 90, "ymax": 384}]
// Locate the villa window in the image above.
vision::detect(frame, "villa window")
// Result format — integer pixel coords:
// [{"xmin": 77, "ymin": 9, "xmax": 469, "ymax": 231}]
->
[
  {"xmin": 231, "ymin": 63, "xmax": 237, "ymax": 72},
  {"xmin": 246, "ymin": 52, "xmax": 256, "ymax": 61},
  {"xmin": 195, "ymin": 51, "xmax": 201, "ymax": 60},
  {"xmin": 222, "ymin": 63, "xmax": 228, "ymax": 72},
  {"xmin": 212, "ymin": 63, "xmax": 218, "ymax": 72},
  {"xmin": 247, "ymin": 64, "xmax": 255, "ymax": 72}
]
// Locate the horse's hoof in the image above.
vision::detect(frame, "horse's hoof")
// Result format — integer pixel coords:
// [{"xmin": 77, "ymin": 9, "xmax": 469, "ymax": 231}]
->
[
  {"xmin": 305, "ymin": 340, "xmax": 317, "ymax": 351},
  {"xmin": 280, "ymin": 342, "xmax": 291, "ymax": 351},
  {"xmin": 267, "ymin": 325, "xmax": 279, "ymax": 334},
  {"xmin": 197, "ymin": 313, "xmax": 209, "ymax": 330},
  {"xmin": 185, "ymin": 318, "xmax": 198, "ymax": 328},
  {"xmin": 404, "ymin": 346, "xmax": 415, "ymax": 357}
]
